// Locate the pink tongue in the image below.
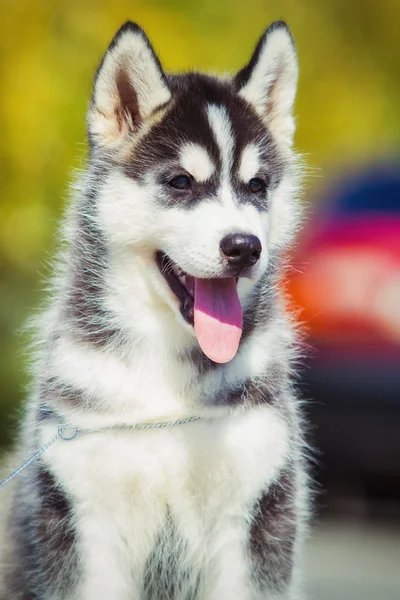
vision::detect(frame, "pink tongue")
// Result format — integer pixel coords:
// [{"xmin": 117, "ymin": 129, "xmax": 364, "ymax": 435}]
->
[{"xmin": 194, "ymin": 278, "xmax": 243, "ymax": 363}]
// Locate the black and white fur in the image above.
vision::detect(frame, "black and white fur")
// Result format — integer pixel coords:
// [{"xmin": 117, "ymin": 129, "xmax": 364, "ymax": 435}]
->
[{"xmin": 1, "ymin": 21, "xmax": 308, "ymax": 599}]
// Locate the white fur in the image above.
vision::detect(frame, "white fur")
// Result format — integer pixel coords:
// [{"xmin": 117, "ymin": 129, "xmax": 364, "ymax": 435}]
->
[
  {"xmin": 42, "ymin": 310, "xmax": 291, "ymax": 434},
  {"xmin": 223, "ymin": 313, "xmax": 293, "ymax": 387},
  {"xmin": 88, "ymin": 27, "xmax": 171, "ymax": 147},
  {"xmin": 39, "ymin": 403, "xmax": 290, "ymax": 599},
  {"xmin": 268, "ymin": 171, "xmax": 302, "ymax": 251},
  {"xmin": 179, "ymin": 143, "xmax": 215, "ymax": 182},
  {"xmin": 207, "ymin": 104, "xmax": 234, "ymax": 184},
  {"xmin": 238, "ymin": 143, "xmax": 262, "ymax": 182},
  {"xmin": 238, "ymin": 26, "xmax": 298, "ymax": 146}
]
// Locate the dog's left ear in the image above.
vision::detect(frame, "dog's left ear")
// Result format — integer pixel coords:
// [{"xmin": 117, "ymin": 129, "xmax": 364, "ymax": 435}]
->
[
  {"xmin": 87, "ymin": 22, "xmax": 171, "ymax": 149},
  {"xmin": 235, "ymin": 21, "xmax": 298, "ymax": 146}
]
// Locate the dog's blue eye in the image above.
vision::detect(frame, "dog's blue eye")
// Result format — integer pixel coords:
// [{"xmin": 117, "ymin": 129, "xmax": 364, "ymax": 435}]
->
[
  {"xmin": 249, "ymin": 178, "xmax": 265, "ymax": 193},
  {"xmin": 169, "ymin": 175, "xmax": 192, "ymax": 190}
]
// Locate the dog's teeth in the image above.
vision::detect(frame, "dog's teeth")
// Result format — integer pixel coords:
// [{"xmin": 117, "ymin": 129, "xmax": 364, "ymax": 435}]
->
[{"xmin": 169, "ymin": 261, "xmax": 189, "ymax": 288}]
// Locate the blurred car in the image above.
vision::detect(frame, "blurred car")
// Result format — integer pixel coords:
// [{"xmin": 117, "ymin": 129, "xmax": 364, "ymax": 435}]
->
[{"xmin": 288, "ymin": 162, "xmax": 400, "ymax": 504}]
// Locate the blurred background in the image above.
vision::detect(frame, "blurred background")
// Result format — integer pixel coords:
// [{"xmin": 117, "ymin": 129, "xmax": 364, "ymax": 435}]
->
[{"xmin": 0, "ymin": 1, "xmax": 399, "ymax": 597}]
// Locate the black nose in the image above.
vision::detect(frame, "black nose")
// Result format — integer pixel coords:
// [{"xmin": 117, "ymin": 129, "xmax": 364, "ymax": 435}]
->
[{"xmin": 220, "ymin": 233, "xmax": 262, "ymax": 269}]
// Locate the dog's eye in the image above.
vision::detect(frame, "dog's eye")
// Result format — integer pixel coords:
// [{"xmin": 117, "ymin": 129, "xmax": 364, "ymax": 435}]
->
[
  {"xmin": 249, "ymin": 178, "xmax": 265, "ymax": 193},
  {"xmin": 169, "ymin": 175, "xmax": 192, "ymax": 190}
]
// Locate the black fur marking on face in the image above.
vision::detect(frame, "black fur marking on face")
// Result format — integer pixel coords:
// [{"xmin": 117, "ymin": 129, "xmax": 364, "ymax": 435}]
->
[
  {"xmin": 155, "ymin": 169, "xmax": 220, "ymax": 209},
  {"xmin": 123, "ymin": 73, "xmax": 284, "ymax": 211},
  {"xmin": 9, "ymin": 464, "xmax": 79, "ymax": 598},
  {"xmin": 124, "ymin": 74, "xmax": 222, "ymax": 196},
  {"xmin": 249, "ymin": 467, "xmax": 297, "ymax": 593}
]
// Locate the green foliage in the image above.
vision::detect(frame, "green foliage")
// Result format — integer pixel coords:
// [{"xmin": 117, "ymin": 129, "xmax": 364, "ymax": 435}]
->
[{"xmin": 0, "ymin": 0, "xmax": 399, "ymax": 446}]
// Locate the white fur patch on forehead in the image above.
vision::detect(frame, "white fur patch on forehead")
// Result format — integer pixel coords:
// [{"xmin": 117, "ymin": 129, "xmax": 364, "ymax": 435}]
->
[
  {"xmin": 207, "ymin": 104, "xmax": 234, "ymax": 181},
  {"xmin": 179, "ymin": 143, "xmax": 215, "ymax": 182},
  {"xmin": 238, "ymin": 144, "xmax": 261, "ymax": 182}
]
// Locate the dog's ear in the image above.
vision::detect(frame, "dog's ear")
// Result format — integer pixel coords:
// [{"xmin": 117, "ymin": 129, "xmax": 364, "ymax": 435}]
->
[
  {"xmin": 235, "ymin": 22, "xmax": 298, "ymax": 146},
  {"xmin": 87, "ymin": 22, "xmax": 171, "ymax": 149}
]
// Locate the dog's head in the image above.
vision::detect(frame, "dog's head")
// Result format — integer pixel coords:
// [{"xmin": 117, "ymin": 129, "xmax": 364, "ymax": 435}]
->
[{"xmin": 86, "ymin": 21, "xmax": 301, "ymax": 363}]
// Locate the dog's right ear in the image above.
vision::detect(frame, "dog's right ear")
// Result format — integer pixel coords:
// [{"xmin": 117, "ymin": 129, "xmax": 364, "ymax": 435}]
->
[{"xmin": 87, "ymin": 22, "xmax": 171, "ymax": 149}]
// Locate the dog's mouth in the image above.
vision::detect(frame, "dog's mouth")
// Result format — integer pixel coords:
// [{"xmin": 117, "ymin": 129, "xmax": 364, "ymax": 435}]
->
[
  {"xmin": 156, "ymin": 251, "xmax": 196, "ymax": 325},
  {"xmin": 156, "ymin": 251, "xmax": 243, "ymax": 364}
]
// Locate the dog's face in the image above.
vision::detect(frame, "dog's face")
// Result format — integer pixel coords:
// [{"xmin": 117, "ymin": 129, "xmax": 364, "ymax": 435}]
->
[{"xmin": 87, "ymin": 22, "xmax": 300, "ymax": 363}]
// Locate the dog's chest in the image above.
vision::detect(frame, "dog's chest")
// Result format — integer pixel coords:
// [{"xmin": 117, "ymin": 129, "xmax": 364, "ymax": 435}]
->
[
  {"xmin": 41, "ymin": 405, "xmax": 289, "ymax": 579},
  {"xmin": 46, "ymin": 406, "xmax": 288, "ymax": 521}
]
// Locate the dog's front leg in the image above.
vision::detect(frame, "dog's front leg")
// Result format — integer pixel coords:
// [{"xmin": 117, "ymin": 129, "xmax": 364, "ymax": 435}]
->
[
  {"xmin": 200, "ymin": 527, "xmax": 250, "ymax": 600},
  {"xmin": 202, "ymin": 541, "xmax": 299, "ymax": 600},
  {"xmin": 72, "ymin": 513, "xmax": 141, "ymax": 600}
]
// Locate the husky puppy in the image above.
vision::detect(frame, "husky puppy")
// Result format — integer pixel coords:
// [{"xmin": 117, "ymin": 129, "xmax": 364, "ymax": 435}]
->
[{"xmin": 1, "ymin": 20, "xmax": 308, "ymax": 600}]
